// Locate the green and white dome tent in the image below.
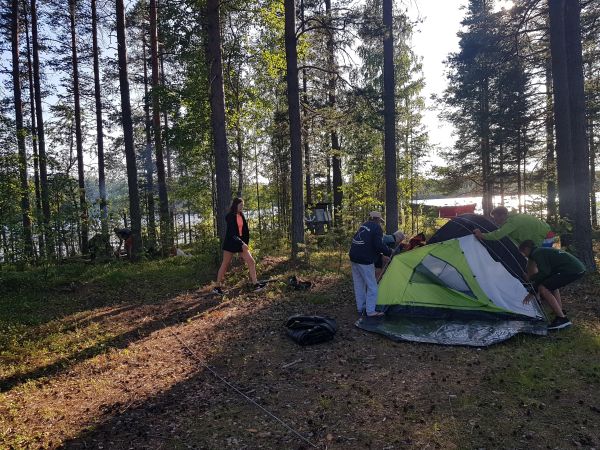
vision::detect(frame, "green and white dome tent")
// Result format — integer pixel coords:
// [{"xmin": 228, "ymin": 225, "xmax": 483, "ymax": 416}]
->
[{"xmin": 356, "ymin": 235, "xmax": 548, "ymax": 346}]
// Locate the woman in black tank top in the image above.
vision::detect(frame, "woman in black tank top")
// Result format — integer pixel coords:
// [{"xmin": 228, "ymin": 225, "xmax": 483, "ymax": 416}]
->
[{"xmin": 212, "ymin": 198, "xmax": 265, "ymax": 294}]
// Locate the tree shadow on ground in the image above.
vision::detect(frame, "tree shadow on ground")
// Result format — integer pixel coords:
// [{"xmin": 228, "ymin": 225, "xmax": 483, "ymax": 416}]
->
[
  {"xmin": 3, "ymin": 269, "xmax": 600, "ymax": 450},
  {"xmin": 61, "ymin": 274, "xmax": 600, "ymax": 450},
  {"xmin": 0, "ymin": 293, "xmax": 222, "ymax": 393},
  {"xmin": 0, "ymin": 258, "xmax": 212, "ymax": 328},
  {"xmin": 59, "ymin": 275, "xmax": 358, "ymax": 449},
  {"xmin": 0, "ymin": 258, "xmax": 218, "ymax": 391}
]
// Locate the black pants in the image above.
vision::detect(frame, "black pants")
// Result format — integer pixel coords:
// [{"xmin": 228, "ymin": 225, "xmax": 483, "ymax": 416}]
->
[{"xmin": 538, "ymin": 271, "xmax": 584, "ymax": 291}]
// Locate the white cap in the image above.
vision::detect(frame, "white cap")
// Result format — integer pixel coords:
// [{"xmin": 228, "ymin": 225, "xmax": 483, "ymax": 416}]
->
[
  {"xmin": 393, "ymin": 230, "xmax": 405, "ymax": 242},
  {"xmin": 369, "ymin": 211, "xmax": 384, "ymax": 221}
]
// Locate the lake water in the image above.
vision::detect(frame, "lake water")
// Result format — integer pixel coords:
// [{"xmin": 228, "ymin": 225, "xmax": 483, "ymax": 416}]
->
[{"xmin": 415, "ymin": 194, "xmax": 553, "ymax": 215}]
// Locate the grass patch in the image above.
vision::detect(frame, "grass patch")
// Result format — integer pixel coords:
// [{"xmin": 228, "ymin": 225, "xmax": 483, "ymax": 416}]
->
[
  {"xmin": 0, "ymin": 256, "xmax": 213, "ymax": 324},
  {"xmin": 487, "ymin": 323, "xmax": 600, "ymax": 395},
  {"xmin": 0, "ymin": 256, "xmax": 216, "ymax": 389},
  {"xmin": 442, "ymin": 320, "xmax": 600, "ymax": 449},
  {"xmin": 1, "ymin": 250, "xmax": 600, "ymax": 449}
]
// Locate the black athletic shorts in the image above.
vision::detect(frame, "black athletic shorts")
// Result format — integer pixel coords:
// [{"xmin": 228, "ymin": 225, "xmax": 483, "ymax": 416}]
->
[
  {"xmin": 537, "ymin": 271, "xmax": 584, "ymax": 291},
  {"xmin": 223, "ymin": 238, "xmax": 244, "ymax": 253}
]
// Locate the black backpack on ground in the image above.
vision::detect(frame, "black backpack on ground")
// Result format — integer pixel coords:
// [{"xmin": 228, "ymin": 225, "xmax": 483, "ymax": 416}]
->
[{"xmin": 285, "ymin": 315, "xmax": 337, "ymax": 346}]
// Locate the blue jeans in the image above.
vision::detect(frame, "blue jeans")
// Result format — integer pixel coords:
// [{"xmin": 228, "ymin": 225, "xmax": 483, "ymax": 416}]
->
[{"xmin": 351, "ymin": 262, "xmax": 378, "ymax": 314}]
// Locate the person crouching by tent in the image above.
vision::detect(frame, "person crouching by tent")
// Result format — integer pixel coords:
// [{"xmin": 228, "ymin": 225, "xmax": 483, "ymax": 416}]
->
[
  {"xmin": 375, "ymin": 230, "xmax": 406, "ymax": 280},
  {"xmin": 519, "ymin": 240, "xmax": 585, "ymax": 330},
  {"xmin": 349, "ymin": 211, "xmax": 393, "ymax": 318},
  {"xmin": 212, "ymin": 198, "xmax": 266, "ymax": 295}
]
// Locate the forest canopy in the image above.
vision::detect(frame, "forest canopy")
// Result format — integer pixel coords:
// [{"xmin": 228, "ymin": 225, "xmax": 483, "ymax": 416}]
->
[{"xmin": 0, "ymin": 0, "xmax": 598, "ymax": 267}]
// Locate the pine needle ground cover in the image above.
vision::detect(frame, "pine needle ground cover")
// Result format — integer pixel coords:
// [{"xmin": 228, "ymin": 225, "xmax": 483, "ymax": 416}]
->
[{"xmin": 1, "ymin": 252, "xmax": 599, "ymax": 449}]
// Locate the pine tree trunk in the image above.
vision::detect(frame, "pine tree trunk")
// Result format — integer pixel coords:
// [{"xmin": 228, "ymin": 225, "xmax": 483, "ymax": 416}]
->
[
  {"xmin": 301, "ymin": 0, "xmax": 311, "ymax": 206},
  {"xmin": 545, "ymin": 57, "xmax": 557, "ymax": 223},
  {"xmin": 302, "ymin": 72, "xmax": 312, "ymax": 205},
  {"xmin": 548, "ymin": 0, "xmax": 594, "ymax": 269},
  {"xmin": 149, "ymin": 0, "xmax": 170, "ymax": 255},
  {"xmin": 209, "ymin": 161, "xmax": 217, "ymax": 238},
  {"xmin": 326, "ymin": 0, "xmax": 342, "ymax": 226},
  {"xmin": 254, "ymin": 144, "xmax": 263, "ymax": 240},
  {"xmin": 142, "ymin": 36, "xmax": 157, "ymax": 249},
  {"xmin": 500, "ymin": 142, "xmax": 505, "ymax": 204},
  {"xmin": 69, "ymin": 0, "xmax": 88, "ymax": 255},
  {"xmin": 477, "ymin": 2, "xmax": 494, "ymax": 216},
  {"xmin": 480, "ymin": 75, "xmax": 493, "ymax": 216},
  {"xmin": 157, "ymin": 0, "xmax": 172, "ymax": 179},
  {"xmin": 182, "ymin": 211, "xmax": 186, "ymax": 244},
  {"xmin": 284, "ymin": 0, "xmax": 304, "ymax": 259},
  {"xmin": 236, "ymin": 99, "xmax": 243, "ymax": 197},
  {"xmin": 164, "ymin": 67, "xmax": 175, "ymax": 238},
  {"xmin": 11, "ymin": 0, "xmax": 34, "ymax": 259},
  {"xmin": 187, "ymin": 206, "xmax": 192, "ymax": 244},
  {"xmin": 383, "ymin": 0, "xmax": 398, "ymax": 232},
  {"xmin": 116, "ymin": 0, "xmax": 143, "ymax": 259},
  {"xmin": 31, "ymin": 0, "xmax": 52, "ymax": 257},
  {"xmin": 1, "ymin": 227, "xmax": 9, "ymax": 262},
  {"xmin": 331, "ymin": 132, "xmax": 342, "ymax": 225},
  {"xmin": 173, "ymin": 211, "xmax": 178, "ymax": 246},
  {"xmin": 406, "ymin": 98, "xmax": 415, "ymax": 233},
  {"xmin": 230, "ymin": 57, "xmax": 244, "ymax": 198},
  {"xmin": 523, "ymin": 152, "xmax": 527, "ymax": 213},
  {"xmin": 516, "ymin": 131, "xmax": 522, "ymax": 213},
  {"xmin": 326, "ymin": 156, "xmax": 332, "ymax": 196},
  {"xmin": 548, "ymin": 0, "xmax": 576, "ymax": 220},
  {"xmin": 204, "ymin": 0, "xmax": 231, "ymax": 240},
  {"xmin": 564, "ymin": 0, "xmax": 594, "ymax": 268},
  {"xmin": 91, "ymin": 0, "xmax": 109, "ymax": 243},
  {"xmin": 590, "ymin": 116, "xmax": 597, "ymax": 228},
  {"xmin": 159, "ymin": 55, "xmax": 172, "ymax": 178},
  {"xmin": 24, "ymin": 9, "xmax": 43, "ymax": 257}
]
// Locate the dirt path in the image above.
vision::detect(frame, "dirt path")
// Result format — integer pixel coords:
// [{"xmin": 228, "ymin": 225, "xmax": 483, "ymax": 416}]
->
[{"xmin": 1, "ymin": 259, "xmax": 600, "ymax": 449}]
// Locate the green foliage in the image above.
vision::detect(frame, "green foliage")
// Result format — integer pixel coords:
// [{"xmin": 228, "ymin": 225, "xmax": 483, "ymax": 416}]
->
[
  {"xmin": 343, "ymin": 1, "xmax": 430, "ymax": 229},
  {"xmin": 256, "ymin": 0, "xmax": 286, "ymax": 79},
  {"xmin": 442, "ymin": 0, "xmax": 538, "ymax": 204},
  {"xmin": 344, "ymin": 148, "xmax": 385, "ymax": 212}
]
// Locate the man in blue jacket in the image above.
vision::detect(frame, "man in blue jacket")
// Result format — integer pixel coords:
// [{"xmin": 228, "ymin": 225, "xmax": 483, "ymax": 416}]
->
[{"xmin": 349, "ymin": 211, "xmax": 393, "ymax": 317}]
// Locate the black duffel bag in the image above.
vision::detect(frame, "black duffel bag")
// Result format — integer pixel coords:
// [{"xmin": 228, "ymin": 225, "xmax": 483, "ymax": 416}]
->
[{"xmin": 285, "ymin": 315, "xmax": 337, "ymax": 346}]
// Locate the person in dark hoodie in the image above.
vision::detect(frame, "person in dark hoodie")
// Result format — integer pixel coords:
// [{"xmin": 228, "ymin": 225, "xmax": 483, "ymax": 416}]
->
[
  {"xmin": 349, "ymin": 211, "xmax": 393, "ymax": 317},
  {"xmin": 212, "ymin": 198, "xmax": 265, "ymax": 295}
]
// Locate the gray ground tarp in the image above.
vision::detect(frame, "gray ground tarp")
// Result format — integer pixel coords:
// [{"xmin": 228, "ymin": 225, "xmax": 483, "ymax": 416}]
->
[{"xmin": 356, "ymin": 314, "xmax": 548, "ymax": 347}]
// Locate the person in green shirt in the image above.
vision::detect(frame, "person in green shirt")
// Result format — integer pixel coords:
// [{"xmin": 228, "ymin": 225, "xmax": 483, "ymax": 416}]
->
[
  {"xmin": 473, "ymin": 206, "xmax": 551, "ymax": 247},
  {"xmin": 519, "ymin": 240, "xmax": 586, "ymax": 330}
]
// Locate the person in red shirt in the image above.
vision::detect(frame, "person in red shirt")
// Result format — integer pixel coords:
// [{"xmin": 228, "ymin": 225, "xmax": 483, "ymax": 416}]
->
[{"xmin": 212, "ymin": 198, "xmax": 265, "ymax": 294}]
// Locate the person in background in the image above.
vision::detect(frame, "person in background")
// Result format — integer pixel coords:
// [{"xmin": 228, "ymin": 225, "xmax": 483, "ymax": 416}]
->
[
  {"xmin": 212, "ymin": 198, "xmax": 265, "ymax": 294},
  {"xmin": 375, "ymin": 230, "xmax": 406, "ymax": 280},
  {"xmin": 519, "ymin": 240, "xmax": 585, "ymax": 330},
  {"xmin": 473, "ymin": 205, "xmax": 551, "ymax": 247},
  {"xmin": 349, "ymin": 211, "xmax": 393, "ymax": 318},
  {"xmin": 113, "ymin": 227, "xmax": 133, "ymax": 258},
  {"xmin": 170, "ymin": 247, "xmax": 192, "ymax": 257},
  {"xmin": 403, "ymin": 232, "xmax": 427, "ymax": 251}
]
